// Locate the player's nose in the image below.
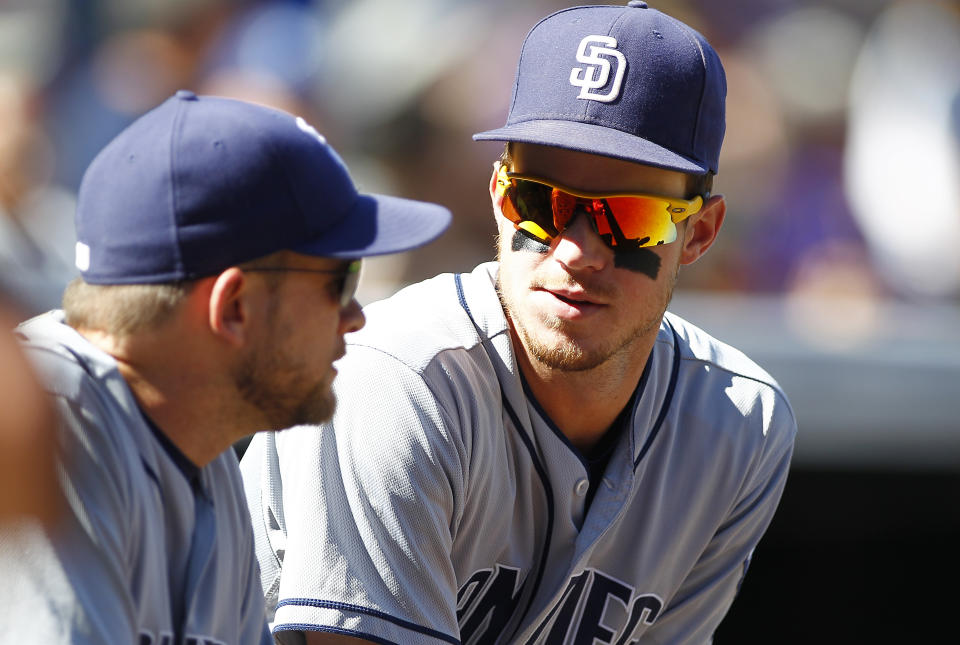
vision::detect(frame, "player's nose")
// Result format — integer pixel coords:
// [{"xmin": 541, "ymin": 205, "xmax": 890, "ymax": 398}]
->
[
  {"xmin": 552, "ymin": 211, "xmax": 611, "ymax": 272},
  {"xmin": 339, "ymin": 298, "xmax": 365, "ymax": 334}
]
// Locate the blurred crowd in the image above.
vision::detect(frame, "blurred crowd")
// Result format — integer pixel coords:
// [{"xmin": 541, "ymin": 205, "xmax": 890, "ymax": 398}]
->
[{"xmin": 0, "ymin": 0, "xmax": 958, "ymax": 318}]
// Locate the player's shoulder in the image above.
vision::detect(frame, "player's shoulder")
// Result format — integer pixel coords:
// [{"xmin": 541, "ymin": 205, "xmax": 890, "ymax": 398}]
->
[
  {"xmin": 17, "ymin": 311, "xmax": 114, "ymax": 401},
  {"xmin": 348, "ymin": 263, "xmax": 499, "ymax": 373},
  {"xmin": 663, "ymin": 311, "xmax": 797, "ymax": 431},
  {"xmin": 17, "ymin": 311, "xmax": 151, "ymax": 454},
  {"xmin": 664, "ymin": 311, "xmax": 782, "ymax": 390},
  {"xmin": 17, "ymin": 312, "xmax": 151, "ymax": 508}
]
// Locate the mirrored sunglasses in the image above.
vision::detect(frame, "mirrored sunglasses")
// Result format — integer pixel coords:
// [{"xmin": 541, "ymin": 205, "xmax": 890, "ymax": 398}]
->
[{"xmin": 495, "ymin": 164, "xmax": 703, "ymax": 248}]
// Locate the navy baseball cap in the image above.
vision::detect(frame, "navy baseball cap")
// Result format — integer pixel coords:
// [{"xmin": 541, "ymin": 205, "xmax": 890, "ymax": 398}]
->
[
  {"xmin": 75, "ymin": 90, "xmax": 452, "ymax": 285},
  {"xmin": 473, "ymin": 1, "xmax": 726, "ymax": 175}
]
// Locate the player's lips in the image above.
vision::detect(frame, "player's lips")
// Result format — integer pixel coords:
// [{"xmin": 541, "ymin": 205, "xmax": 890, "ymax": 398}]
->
[
  {"xmin": 535, "ymin": 286, "xmax": 607, "ymax": 317},
  {"xmin": 330, "ymin": 344, "xmax": 347, "ymax": 371}
]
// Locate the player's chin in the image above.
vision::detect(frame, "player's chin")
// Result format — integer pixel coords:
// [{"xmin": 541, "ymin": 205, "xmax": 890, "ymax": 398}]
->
[
  {"xmin": 300, "ymin": 384, "xmax": 338, "ymax": 426},
  {"xmin": 268, "ymin": 382, "xmax": 336, "ymax": 429}
]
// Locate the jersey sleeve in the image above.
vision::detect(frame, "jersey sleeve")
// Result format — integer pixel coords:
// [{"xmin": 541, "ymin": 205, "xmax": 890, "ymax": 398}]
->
[
  {"xmin": 644, "ymin": 385, "xmax": 797, "ymax": 643},
  {"xmin": 248, "ymin": 345, "xmax": 467, "ymax": 645},
  {"xmin": 3, "ymin": 372, "xmax": 141, "ymax": 644}
]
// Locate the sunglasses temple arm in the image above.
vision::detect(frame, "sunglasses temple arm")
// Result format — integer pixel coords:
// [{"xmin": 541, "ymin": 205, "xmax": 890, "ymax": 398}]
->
[{"xmin": 671, "ymin": 195, "xmax": 706, "ymax": 223}]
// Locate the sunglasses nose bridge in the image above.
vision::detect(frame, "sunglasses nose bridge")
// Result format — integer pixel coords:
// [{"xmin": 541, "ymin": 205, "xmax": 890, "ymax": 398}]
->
[
  {"xmin": 560, "ymin": 198, "xmax": 606, "ymax": 237},
  {"xmin": 549, "ymin": 204, "xmax": 618, "ymax": 269},
  {"xmin": 552, "ymin": 192, "xmax": 601, "ymax": 232},
  {"xmin": 555, "ymin": 202, "xmax": 604, "ymax": 244}
]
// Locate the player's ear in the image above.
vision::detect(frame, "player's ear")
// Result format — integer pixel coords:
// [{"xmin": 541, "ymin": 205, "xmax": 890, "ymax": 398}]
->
[
  {"xmin": 207, "ymin": 268, "xmax": 249, "ymax": 347},
  {"xmin": 489, "ymin": 161, "xmax": 505, "ymax": 215},
  {"xmin": 679, "ymin": 194, "xmax": 725, "ymax": 265}
]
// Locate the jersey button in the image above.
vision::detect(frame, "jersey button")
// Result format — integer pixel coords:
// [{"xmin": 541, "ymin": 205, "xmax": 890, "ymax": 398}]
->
[{"xmin": 574, "ymin": 479, "xmax": 589, "ymax": 496}]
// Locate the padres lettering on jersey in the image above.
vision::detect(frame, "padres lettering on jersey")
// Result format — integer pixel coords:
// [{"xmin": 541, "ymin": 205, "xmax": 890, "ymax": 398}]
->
[
  {"xmin": 242, "ymin": 263, "xmax": 796, "ymax": 645},
  {"xmin": 458, "ymin": 566, "xmax": 662, "ymax": 644}
]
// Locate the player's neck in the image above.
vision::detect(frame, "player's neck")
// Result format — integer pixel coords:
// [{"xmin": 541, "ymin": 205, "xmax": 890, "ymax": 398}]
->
[
  {"xmin": 513, "ymin": 331, "xmax": 654, "ymax": 454},
  {"xmin": 79, "ymin": 326, "xmax": 256, "ymax": 467}
]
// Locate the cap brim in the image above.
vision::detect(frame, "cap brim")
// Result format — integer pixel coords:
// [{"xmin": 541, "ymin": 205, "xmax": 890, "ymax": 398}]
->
[
  {"xmin": 473, "ymin": 120, "xmax": 709, "ymax": 175},
  {"xmin": 294, "ymin": 194, "xmax": 451, "ymax": 259}
]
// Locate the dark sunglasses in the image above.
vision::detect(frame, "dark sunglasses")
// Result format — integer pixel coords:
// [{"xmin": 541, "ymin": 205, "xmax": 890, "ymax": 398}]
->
[{"xmin": 244, "ymin": 259, "xmax": 362, "ymax": 308}]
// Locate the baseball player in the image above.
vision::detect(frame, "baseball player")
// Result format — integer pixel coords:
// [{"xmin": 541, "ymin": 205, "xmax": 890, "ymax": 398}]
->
[
  {"xmin": 0, "ymin": 91, "xmax": 450, "ymax": 644},
  {"xmin": 241, "ymin": 3, "xmax": 797, "ymax": 644}
]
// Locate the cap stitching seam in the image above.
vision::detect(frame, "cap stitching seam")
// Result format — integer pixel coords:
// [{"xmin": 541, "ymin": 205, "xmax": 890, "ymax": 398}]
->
[
  {"xmin": 262, "ymin": 115, "xmax": 361, "ymax": 250},
  {"xmin": 169, "ymin": 98, "xmax": 187, "ymax": 278},
  {"xmin": 587, "ymin": 9, "xmax": 631, "ymax": 120},
  {"xmin": 507, "ymin": 112, "xmax": 629, "ymax": 130},
  {"xmin": 675, "ymin": 24, "xmax": 710, "ymax": 168},
  {"xmin": 259, "ymin": 118, "xmax": 303, "ymax": 249},
  {"xmin": 513, "ymin": 6, "xmax": 600, "ymax": 119}
]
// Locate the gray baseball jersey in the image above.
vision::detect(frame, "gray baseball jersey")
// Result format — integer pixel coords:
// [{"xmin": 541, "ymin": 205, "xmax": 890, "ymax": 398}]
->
[
  {"xmin": 241, "ymin": 262, "xmax": 797, "ymax": 644},
  {"xmin": 1, "ymin": 311, "xmax": 272, "ymax": 645}
]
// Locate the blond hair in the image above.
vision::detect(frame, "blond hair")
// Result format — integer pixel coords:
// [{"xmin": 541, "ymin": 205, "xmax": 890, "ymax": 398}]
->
[
  {"xmin": 62, "ymin": 278, "xmax": 194, "ymax": 336},
  {"xmin": 62, "ymin": 250, "xmax": 295, "ymax": 335}
]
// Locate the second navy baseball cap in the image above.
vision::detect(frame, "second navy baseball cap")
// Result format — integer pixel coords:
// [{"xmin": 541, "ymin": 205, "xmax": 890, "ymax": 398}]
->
[
  {"xmin": 75, "ymin": 90, "xmax": 452, "ymax": 285},
  {"xmin": 473, "ymin": 1, "xmax": 727, "ymax": 175}
]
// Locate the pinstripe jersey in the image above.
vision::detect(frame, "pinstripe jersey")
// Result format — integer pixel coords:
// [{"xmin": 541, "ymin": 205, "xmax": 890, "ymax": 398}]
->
[
  {"xmin": 241, "ymin": 262, "xmax": 797, "ymax": 644},
  {"xmin": 2, "ymin": 311, "xmax": 272, "ymax": 645}
]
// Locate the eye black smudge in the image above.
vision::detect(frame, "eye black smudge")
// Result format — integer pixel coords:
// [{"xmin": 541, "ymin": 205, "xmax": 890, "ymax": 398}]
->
[
  {"xmin": 613, "ymin": 247, "xmax": 661, "ymax": 279},
  {"xmin": 511, "ymin": 229, "xmax": 550, "ymax": 254},
  {"xmin": 510, "ymin": 227, "xmax": 660, "ymax": 278}
]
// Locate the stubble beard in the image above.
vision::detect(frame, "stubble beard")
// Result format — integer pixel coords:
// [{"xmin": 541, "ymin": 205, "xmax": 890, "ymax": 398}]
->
[
  {"xmin": 496, "ymin": 253, "xmax": 680, "ymax": 373},
  {"xmin": 233, "ymin": 316, "xmax": 336, "ymax": 429}
]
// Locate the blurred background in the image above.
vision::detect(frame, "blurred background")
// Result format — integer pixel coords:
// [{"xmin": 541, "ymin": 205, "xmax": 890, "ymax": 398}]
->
[{"xmin": 0, "ymin": 0, "xmax": 957, "ymax": 641}]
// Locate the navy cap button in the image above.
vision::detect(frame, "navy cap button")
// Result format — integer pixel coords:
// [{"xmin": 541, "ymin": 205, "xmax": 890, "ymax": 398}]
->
[
  {"xmin": 175, "ymin": 89, "xmax": 198, "ymax": 101},
  {"xmin": 627, "ymin": 1, "xmax": 648, "ymax": 7}
]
